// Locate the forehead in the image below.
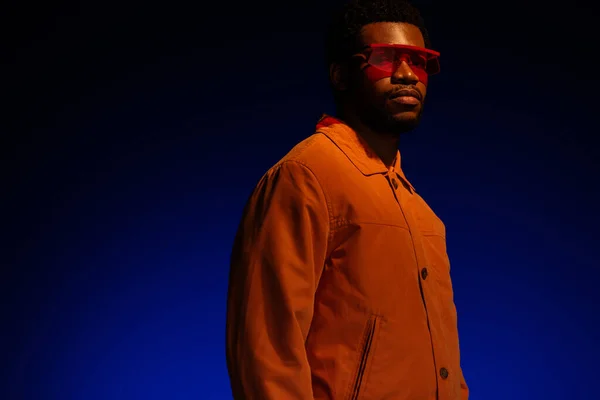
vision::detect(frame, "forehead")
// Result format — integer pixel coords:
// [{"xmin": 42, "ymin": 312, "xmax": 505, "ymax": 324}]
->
[{"xmin": 359, "ymin": 22, "xmax": 425, "ymax": 48}]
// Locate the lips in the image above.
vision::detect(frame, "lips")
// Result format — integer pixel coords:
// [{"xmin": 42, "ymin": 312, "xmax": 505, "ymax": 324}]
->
[{"xmin": 389, "ymin": 89, "xmax": 422, "ymax": 102}]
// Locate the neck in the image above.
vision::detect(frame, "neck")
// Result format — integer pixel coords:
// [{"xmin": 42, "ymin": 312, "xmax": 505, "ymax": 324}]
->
[{"xmin": 337, "ymin": 109, "xmax": 400, "ymax": 168}]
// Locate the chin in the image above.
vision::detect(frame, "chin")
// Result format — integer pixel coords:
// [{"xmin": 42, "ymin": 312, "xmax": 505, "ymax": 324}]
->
[
  {"xmin": 391, "ymin": 111, "xmax": 419, "ymax": 123},
  {"xmin": 388, "ymin": 111, "xmax": 421, "ymax": 133},
  {"xmin": 361, "ymin": 105, "xmax": 422, "ymax": 134},
  {"xmin": 391, "ymin": 106, "xmax": 420, "ymax": 119}
]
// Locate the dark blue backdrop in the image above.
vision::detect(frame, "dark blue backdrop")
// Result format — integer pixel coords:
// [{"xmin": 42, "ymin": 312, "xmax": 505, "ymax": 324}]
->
[{"xmin": 2, "ymin": 1, "xmax": 599, "ymax": 399}]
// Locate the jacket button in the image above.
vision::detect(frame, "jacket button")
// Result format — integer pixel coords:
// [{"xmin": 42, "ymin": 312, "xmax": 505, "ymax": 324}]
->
[
  {"xmin": 421, "ymin": 268, "xmax": 428, "ymax": 280},
  {"xmin": 440, "ymin": 367, "xmax": 449, "ymax": 379},
  {"xmin": 391, "ymin": 179, "xmax": 399, "ymax": 189}
]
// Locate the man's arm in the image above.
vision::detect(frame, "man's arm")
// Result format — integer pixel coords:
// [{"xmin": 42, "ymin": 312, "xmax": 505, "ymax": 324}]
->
[{"xmin": 225, "ymin": 160, "xmax": 329, "ymax": 399}]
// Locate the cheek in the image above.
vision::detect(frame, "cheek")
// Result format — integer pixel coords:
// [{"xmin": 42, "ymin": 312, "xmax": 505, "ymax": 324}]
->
[
  {"xmin": 416, "ymin": 82, "xmax": 427, "ymax": 100},
  {"xmin": 412, "ymin": 68, "xmax": 429, "ymax": 86},
  {"xmin": 373, "ymin": 80, "xmax": 392, "ymax": 98},
  {"xmin": 364, "ymin": 65, "xmax": 430, "ymax": 90},
  {"xmin": 352, "ymin": 74, "xmax": 427, "ymax": 106},
  {"xmin": 351, "ymin": 74, "xmax": 384, "ymax": 102},
  {"xmin": 362, "ymin": 79, "xmax": 394, "ymax": 108}
]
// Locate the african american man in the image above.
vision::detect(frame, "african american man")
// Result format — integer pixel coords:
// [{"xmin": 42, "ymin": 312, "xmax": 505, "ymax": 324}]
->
[{"xmin": 225, "ymin": 0, "xmax": 469, "ymax": 399}]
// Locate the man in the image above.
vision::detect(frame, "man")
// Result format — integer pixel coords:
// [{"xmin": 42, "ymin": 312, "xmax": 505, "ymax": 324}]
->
[{"xmin": 226, "ymin": 0, "xmax": 469, "ymax": 399}]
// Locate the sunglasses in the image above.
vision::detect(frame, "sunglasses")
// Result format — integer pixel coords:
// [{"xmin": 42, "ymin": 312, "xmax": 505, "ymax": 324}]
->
[{"xmin": 353, "ymin": 44, "xmax": 440, "ymax": 86}]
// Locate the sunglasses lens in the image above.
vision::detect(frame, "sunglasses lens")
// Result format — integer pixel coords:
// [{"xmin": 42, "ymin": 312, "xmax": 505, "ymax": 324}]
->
[
  {"xmin": 368, "ymin": 46, "xmax": 439, "ymax": 75},
  {"xmin": 369, "ymin": 47, "xmax": 396, "ymax": 72}
]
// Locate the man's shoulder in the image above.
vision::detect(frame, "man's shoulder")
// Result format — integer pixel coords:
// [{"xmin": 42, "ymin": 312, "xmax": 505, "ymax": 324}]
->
[{"xmin": 271, "ymin": 133, "xmax": 347, "ymax": 177}]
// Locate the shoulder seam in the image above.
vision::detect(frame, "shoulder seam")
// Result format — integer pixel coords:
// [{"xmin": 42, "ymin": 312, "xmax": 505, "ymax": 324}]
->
[{"xmin": 277, "ymin": 159, "xmax": 335, "ymax": 250}]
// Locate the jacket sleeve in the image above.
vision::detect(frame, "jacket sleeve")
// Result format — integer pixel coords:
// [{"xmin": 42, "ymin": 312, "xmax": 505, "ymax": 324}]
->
[{"xmin": 225, "ymin": 160, "xmax": 330, "ymax": 400}]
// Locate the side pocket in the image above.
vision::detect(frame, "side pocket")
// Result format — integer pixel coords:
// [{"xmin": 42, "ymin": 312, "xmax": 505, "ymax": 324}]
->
[{"xmin": 349, "ymin": 315, "xmax": 379, "ymax": 400}]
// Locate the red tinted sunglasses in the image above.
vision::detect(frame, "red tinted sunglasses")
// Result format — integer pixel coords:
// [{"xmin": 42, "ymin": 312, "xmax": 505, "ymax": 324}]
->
[{"xmin": 354, "ymin": 44, "xmax": 440, "ymax": 85}]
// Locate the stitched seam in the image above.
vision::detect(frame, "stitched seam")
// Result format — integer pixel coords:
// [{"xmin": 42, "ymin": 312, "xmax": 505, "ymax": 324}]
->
[
  {"xmin": 279, "ymin": 159, "xmax": 335, "ymax": 261},
  {"xmin": 332, "ymin": 218, "xmax": 411, "ymax": 231}
]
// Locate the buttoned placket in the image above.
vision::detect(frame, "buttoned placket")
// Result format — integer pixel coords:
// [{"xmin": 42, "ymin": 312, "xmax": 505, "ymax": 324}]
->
[{"xmin": 385, "ymin": 166, "xmax": 450, "ymax": 399}]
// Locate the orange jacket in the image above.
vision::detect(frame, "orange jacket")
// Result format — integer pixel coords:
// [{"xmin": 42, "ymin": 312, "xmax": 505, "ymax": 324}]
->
[{"xmin": 226, "ymin": 115, "xmax": 469, "ymax": 400}]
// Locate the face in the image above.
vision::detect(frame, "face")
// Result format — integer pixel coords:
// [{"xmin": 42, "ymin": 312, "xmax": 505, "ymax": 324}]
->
[{"xmin": 338, "ymin": 22, "xmax": 431, "ymax": 135}]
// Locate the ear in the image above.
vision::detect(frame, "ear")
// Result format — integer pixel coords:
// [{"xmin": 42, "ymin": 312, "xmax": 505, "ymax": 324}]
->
[{"xmin": 329, "ymin": 62, "xmax": 348, "ymax": 91}]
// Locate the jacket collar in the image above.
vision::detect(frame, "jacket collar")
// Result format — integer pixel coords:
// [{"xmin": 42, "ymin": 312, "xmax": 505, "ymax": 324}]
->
[{"xmin": 316, "ymin": 114, "xmax": 415, "ymax": 191}]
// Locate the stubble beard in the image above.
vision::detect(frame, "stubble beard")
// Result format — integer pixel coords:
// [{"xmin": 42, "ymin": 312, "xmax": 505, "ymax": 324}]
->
[{"xmin": 358, "ymin": 99, "xmax": 424, "ymax": 138}]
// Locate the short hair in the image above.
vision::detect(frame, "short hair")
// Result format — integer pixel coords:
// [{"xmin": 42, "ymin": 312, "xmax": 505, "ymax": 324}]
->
[{"xmin": 325, "ymin": 0, "xmax": 431, "ymax": 67}]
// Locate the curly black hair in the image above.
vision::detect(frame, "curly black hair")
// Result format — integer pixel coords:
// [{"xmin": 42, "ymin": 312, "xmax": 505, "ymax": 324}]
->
[{"xmin": 325, "ymin": 0, "xmax": 431, "ymax": 67}]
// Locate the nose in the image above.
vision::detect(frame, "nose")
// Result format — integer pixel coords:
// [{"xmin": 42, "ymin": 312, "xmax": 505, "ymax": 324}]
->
[{"xmin": 391, "ymin": 60, "xmax": 420, "ymax": 85}]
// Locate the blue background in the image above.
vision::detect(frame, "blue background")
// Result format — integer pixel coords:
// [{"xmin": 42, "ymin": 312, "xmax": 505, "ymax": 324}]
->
[{"xmin": 2, "ymin": 0, "xmax": 599, "ymax": 399}]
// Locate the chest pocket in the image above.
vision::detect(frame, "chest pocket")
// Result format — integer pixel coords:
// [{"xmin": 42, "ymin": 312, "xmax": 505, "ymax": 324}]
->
[
  {"xmin": 409, "ymin": 194, "xmax": 453, "ymax": 295},
  {"xmin": 410, "ymin": 193, "xmax": 446, "ymax": 237}
]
